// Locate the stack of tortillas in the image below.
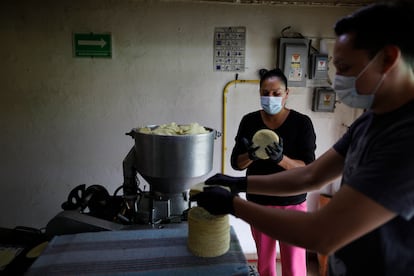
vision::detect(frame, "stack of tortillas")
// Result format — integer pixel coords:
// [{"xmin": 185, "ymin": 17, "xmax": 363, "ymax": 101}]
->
[
  {"xmin": 188, "ymin": 206, "xmax": 230, "ymax": 257},
  {"xmin": 252, "ymin": 129, "xmax": 279, "ymax": 159},
  {"xmin": 188, "ymin": 183, "xmax": 230, "ymax": 257}
]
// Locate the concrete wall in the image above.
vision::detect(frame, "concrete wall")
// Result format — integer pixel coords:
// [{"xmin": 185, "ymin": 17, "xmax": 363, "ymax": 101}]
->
[{"xmin": 0, "ymin": 0, "xmax": 361, "ymax": 253}]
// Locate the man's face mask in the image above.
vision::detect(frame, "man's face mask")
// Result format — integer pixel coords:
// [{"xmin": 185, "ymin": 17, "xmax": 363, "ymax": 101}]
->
[
  {"xmin": 261, "ymin": 96, "xmax": 283, "ymax": 115},
  {"xmin": 333, "ymin": 52, "xmax": 386, "ymax": 109}
]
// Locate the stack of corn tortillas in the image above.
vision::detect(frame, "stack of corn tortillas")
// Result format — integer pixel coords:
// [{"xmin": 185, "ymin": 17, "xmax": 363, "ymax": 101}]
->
[{"xmin": 187, "ymin": 206, "xmax": 230, "ymax": 257}]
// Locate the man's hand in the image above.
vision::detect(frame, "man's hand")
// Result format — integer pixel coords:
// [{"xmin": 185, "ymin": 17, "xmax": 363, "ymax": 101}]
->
[
  {"xmin": 190, "ymin": 186, "xmax": 235, "ymax": 215},
  {"xmin": 205, "ymin": 173, "xmax": 247, "ymax": 194},
  {"xmin": 242, "ymin": 137, "xmax": 260, "ymax": 161},
  {"xmin": 265, "ymin": 138, "xmax": 283, "ymax": 164}
]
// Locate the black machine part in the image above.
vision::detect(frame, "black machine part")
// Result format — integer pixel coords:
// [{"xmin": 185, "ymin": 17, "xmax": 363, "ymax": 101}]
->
[
  {"xmin": 122, "ymin": 146, "xmax": 139, "ymax": 197},
  {"xmin": 61, "ymin": 184, "xmax": 124, "ymax": 222},
  {"xmin": 61, "ymin": 184, "xmax": 86, "ymax": 211}
]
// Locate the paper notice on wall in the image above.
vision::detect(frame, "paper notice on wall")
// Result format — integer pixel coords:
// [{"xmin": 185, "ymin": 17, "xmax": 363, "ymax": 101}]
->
[{"xmin": 214, "ymin": 26, "xmax": 246, "ymax": 72}]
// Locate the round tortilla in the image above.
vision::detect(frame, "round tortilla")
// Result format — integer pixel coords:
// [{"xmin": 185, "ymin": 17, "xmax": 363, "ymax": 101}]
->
[
  {"xmin": 26, "ymin": 241, "xmax": 48, "ymax": 258},
  {"xmin": 252, "ymin": 129, "xmax": 279, "ymax": 159},
  {"xmin": 189, "ymin": 182, "xmax": 230, "ymax": 198}
]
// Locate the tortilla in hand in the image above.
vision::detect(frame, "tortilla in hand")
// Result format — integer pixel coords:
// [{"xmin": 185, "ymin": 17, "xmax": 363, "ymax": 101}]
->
[{"xmin": 252, "ymin": 129, "xmax": 279, "ymax": 159}]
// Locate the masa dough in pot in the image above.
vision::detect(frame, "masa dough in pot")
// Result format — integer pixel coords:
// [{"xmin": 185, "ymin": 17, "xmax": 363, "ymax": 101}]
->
[
  {"xmin": 252, "ymin": 129, "xmax": 280, "ymax": 160},
  {"xmin": 138, "ymin": 122, "xmax": 209, "ymax": 135}
]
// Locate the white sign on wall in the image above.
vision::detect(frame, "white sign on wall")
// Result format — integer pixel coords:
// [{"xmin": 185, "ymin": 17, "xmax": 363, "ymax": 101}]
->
[{"xmin": 214, "ymin": 26, "xmax": 246, "ymax": 72}]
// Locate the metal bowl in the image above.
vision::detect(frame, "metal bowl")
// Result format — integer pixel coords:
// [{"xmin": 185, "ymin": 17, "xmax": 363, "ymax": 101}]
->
[{"xmin": 129, "ymin": 126, "xmax": 217, "ymax": 193}]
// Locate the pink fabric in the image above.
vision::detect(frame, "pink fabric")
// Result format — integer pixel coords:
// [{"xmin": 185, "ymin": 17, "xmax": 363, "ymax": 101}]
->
[{"xmin": 251, "ymin": 201, "xmax": 307, "ymax": 276}]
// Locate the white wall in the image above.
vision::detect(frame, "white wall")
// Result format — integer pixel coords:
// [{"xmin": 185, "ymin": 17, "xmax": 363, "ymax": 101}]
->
[{"xmin": 0, "ymin": 0, "xmax": 360, "ymax": 254}]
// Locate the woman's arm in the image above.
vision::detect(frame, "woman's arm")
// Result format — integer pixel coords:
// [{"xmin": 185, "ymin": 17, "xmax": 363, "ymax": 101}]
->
[
  {"xmin": 277, "ymin": 155, "xmax": 305, "ymax": 170},
  {"xmin": 235, "ymin": 152, "xmax": 253, "ymax": 170},
  {"xmin": 247, "ymin": 148, "xmax": 344, "ymax": 196}
]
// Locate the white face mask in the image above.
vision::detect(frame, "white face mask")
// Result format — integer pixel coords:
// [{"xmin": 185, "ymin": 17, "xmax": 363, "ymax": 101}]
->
[
  {"xmin": 261, "ymin": 96, "xmax": 283, "ymax": 115},
  {"xmin": 333, "ymin": 53, "xmax": 385, "ymax": 109}
]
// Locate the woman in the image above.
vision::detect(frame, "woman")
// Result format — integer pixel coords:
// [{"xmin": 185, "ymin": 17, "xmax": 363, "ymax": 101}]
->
[{"xmin": 230, "ymin": 68, "xmax": 316, "ymax": 276}]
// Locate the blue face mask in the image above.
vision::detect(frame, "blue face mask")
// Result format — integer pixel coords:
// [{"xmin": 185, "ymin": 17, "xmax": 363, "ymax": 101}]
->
[
  {"xmin": 333, "ymin": 75, "xmax": 375, "ymax": 109},
  {"xmin": 333, "ymin": 53, "xmax": 385, "ymax": 109},
  {"xmin": 261, "ymin": 96, "xmax": 283, "ymax": 115}
]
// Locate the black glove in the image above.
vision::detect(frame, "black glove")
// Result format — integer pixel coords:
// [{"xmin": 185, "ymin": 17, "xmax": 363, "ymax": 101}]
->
[
  {"xmin": 190, "ymin": 186, "xmax": 235, "ymax": 215},
  {"xmin": 242, "ymin": 137, "xmax": 260, "ymax": 161},
  {"xmin": 205, "ymin": 173, "xmax": 247, "ymax": 194},
  {"xmin": 265, "ymin": 137, "xmax": 283, "ymax": 163}
]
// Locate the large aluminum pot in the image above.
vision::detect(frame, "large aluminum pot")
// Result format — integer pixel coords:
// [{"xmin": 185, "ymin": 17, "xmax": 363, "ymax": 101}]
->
[{"xmin": 129, "ymin": 125, "xmax": 218, "ymax": 193}]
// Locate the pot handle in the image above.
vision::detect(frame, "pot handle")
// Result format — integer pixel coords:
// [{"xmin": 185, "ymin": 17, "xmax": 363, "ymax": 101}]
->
[{"xmin": 214, "ymin": 130, "xmax": 222, "ymax": 139}]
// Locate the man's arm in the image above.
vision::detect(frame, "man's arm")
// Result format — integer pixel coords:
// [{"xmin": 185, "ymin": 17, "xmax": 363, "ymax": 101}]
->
[{"xmin": 234, "ymin": 184, "xmax": 396, "ymax": 255}]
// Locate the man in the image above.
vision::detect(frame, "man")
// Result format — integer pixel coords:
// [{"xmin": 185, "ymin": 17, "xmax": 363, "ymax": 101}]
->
[{"xmin": 192, "ymin": 1, "xmax": 414, "ymax": 275}]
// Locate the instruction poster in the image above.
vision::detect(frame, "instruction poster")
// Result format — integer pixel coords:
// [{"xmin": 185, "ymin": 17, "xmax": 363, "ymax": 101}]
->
[{"xmin": 214, "ymin": 27, "xmax": 246, "ymax": 72}]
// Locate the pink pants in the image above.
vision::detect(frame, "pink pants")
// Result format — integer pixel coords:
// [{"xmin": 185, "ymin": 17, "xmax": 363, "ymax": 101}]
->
[{"xmin": 251, "ymin": 201, "xmax": 307, "ymax": 276}]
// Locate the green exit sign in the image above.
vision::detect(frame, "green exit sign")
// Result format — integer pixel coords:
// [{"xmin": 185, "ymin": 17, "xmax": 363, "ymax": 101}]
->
[{"xmin": 73, "ymin": 33, "xmax": 112, "ymax": 58}]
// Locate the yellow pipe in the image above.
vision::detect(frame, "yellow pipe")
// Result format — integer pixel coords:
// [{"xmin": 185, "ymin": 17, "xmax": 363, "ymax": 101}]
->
[{"xmin": 222, "ymin": 79, "xmax": 260, "ymax": 173}]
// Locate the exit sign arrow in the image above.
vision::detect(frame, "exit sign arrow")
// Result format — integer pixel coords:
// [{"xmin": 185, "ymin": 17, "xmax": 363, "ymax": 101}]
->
[
  {"xmin": 78, "ymin": 38, "xmax": 107, "ymax": 48},
  {"xmin": 73, "ymin": 33, "xmax": 112, "ymax": 58}
]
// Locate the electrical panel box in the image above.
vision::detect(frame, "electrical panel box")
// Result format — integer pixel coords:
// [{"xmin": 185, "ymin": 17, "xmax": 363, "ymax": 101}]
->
[
  {"xmin": 312, "ymin": 87, "xmax": 336, "ymax": 112},
  {"xmin": 310, "ymin": 54, "xmax": 329, "ymax": 80},
  {"xmin": 278, "ymin": 38, "xmax": 310, "ymax": 87}
]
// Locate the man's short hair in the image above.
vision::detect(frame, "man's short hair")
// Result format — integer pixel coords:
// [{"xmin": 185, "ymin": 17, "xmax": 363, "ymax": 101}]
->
[{"xmin": 334, "ymin": 0, "xmax": 414, "ymax": 66}]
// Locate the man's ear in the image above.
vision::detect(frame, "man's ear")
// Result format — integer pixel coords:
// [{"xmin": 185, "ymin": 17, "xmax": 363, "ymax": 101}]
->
[{"xmin": 382, "ymin": 45, "xmax": 400, "ymax": 74}]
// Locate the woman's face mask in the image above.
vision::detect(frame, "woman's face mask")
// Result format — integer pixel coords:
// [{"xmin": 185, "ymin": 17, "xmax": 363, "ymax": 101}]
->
[
  {"xmin": 333, "ymin": 53, "xmax": 385, "ymax": 109},
  {"xmin": 261, "ymin": 96, "xmax": 283, "ymax": 115}
]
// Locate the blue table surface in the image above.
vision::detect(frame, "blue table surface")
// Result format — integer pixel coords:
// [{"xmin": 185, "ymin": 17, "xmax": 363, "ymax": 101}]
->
[{"xmin": 26, "ymin": 224, "xmax": 249, "ymax": 276}]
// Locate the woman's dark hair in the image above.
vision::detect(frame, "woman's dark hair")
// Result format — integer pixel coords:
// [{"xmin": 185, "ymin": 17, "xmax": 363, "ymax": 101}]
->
[
  {"xmin": 334, "ymin": 0, "xmax": 414, "ymax": 65},
  {"xmin": 259, "ymin": 68, "xmax": 288, "ymax": 89}
]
